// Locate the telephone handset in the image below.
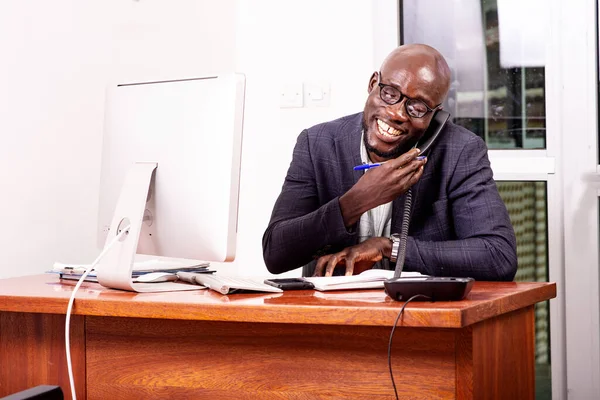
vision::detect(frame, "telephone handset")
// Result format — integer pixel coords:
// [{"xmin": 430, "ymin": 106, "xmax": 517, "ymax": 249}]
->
[
  {"xmin": 392, "ymin": 109, "xmax": 450, "ymax": 280},
  {"xmin": 415, "ymin": 109, "xmax": 450, "ymax": 156}
]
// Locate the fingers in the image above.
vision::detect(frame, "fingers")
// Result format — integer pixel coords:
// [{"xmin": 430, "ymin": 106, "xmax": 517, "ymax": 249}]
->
[
  {"xmin": 313, "ymin": 255, "xmax": 330, "ymax": 276},
  {"xmin": 387, "ymin": 148, "xmax": 421, "ymax": 169},
  {"xmin": 314, "ymin": 253, "xmax": 351, "ymax": 277},
  {"xmin": 314, "ymin": 254, "xmax": 345, "ymax": 277},
  {"xmin": 324, "ymin": 254, "xmax": 342, "ymax": 277},
  {"xmin": 410, "ymin": 165, "xmax": 425, "ymax": 185},
  {"xmin": 398, "ymin": 159, "xmax": 426, "ymax": 178},
  {"xmin": 344, "ymin": 256, "xmax": 356, "ymax": 276},
  {"xmin": 314, "ymin": 242, "xmax": 382, "ymax": 277}
]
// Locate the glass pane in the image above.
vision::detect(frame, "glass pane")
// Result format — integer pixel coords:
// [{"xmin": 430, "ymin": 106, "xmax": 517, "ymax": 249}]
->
[
  {"xmin": 497, "ymin": 181, "xmax": 551, "ymax": 399},
  {"xmin": 401, "ymin": 0, "xmax": 546, "ymax": 149}
]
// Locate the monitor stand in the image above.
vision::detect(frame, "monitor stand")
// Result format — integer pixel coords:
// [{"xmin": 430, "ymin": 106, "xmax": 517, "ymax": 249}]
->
[{"xmin": 95, "ymin": 163, "xmax": 202, "ymax": 293}]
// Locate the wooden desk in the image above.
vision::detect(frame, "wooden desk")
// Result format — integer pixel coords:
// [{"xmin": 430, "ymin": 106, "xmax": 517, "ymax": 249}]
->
[{"xmin": 0, "ymin": 274, "xmax": 555, "ymax": 400}]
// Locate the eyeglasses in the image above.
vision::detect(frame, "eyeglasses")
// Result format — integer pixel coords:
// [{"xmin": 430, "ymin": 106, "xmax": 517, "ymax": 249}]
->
[{"xmin": 377, "ymin": 73, "xmax": 441, "ymax": 118}]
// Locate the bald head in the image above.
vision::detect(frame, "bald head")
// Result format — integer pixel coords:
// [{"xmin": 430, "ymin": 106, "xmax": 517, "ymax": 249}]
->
[
  {"xmin": 380, "ymin": 44, "xmax": 451, "ymax": 103},
  {"xmin": 361, "ymin": 44, "xmax": 452, "ymax": 161}
]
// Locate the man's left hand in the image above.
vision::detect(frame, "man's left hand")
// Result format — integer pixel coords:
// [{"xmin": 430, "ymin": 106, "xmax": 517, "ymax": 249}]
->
[{"xmin": 313, "ymin": 237, "xmax": 392, "ymax": 277}]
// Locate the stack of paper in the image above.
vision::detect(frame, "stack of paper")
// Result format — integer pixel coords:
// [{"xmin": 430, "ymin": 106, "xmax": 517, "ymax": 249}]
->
[
  {"xmin": 304, "ymin": 269, "xmax": 426, "ymax": 291},
  {"xmin": 49, "ymin": 259, "xmax": 212, "ymax": 283}
]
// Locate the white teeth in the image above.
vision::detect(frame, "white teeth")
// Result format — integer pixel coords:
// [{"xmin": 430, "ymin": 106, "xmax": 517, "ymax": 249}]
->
[{"xmin": 377, "ymin": 119, "xmax": 401, "ymax": 137}]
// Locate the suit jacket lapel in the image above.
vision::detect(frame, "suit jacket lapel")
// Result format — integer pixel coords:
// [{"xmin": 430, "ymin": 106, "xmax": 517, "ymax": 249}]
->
[
  {"xmin": 391, "ymin": 196, "xmax": 404, "ymax": 235},
  {"xmin": 391, "ymin": 180, "xmax": 424, "ymax": 235},
  {"xmin": 339, "ymin": 114, "xmax": 364, "ymax": 194}
]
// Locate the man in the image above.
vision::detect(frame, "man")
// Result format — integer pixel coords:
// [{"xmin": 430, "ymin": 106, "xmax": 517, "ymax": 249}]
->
[{"xmin": 262, "ymin": 44, "xmax": 517, "ymax": 281}]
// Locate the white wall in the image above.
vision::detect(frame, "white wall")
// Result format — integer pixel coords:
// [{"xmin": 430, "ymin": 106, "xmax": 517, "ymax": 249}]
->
[
  {"xmin": 0, "ymin": 0, "xmax": 236, "ymax": 279},
  {"xmin": 232, "ymin": 0, "xmax": 398, "ymax": 277},
  {"xmin": 0, "ymin": 0, "xmax": 398, "ymax": 279}
]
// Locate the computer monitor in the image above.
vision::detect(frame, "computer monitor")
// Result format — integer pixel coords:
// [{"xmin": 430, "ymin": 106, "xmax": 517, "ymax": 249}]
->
[{"xmin": 95, "ymin": 73, "xmax": 245, "ymax": 292}]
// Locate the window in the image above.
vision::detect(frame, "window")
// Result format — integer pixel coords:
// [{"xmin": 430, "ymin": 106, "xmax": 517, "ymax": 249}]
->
[
  {"xmin": 497, "ymin": 181, "xmax": 550, "ymax": 399},
  {"xmin": 400, "ymin": 1, "xmax": 553, "ymax": 397},
  {"xmin": 401, "ymin": 0, "xmax": 546, "ymax": 149}
]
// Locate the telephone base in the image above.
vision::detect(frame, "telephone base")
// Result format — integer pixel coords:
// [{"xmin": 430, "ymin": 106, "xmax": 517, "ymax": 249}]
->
[{"xmin": 384, "ymin": 277, "xmax": 474, "ymax": 302}]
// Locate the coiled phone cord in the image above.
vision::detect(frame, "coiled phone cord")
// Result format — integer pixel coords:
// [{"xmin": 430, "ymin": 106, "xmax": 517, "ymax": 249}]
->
[{"xmin": 393, "ymin": 188, "xmax": 412, "ymax": 278}]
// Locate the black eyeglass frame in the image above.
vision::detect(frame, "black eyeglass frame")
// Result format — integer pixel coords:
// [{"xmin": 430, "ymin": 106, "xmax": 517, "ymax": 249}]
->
[{"xmin": 377, "ymin": 72, "xmax": 442, "ymax": 118}]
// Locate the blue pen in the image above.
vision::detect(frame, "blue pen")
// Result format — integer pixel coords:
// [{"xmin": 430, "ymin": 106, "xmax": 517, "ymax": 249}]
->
[
  {"xmin": 353, "ymin": 156, "xmax": 426, "ymax": 171},
  {"xmin": 353, "ymin": 163, "xmax": 384, "ymax": 171}
]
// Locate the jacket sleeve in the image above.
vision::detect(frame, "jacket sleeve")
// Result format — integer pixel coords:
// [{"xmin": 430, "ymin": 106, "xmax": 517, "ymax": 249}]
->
[
  {"xmin": 405, "ymin": 136, "xmax": 518, "ymax": 281},
  {"xmin": 262, "ymin": 130, "xmax": 356, "ymax": 274}
]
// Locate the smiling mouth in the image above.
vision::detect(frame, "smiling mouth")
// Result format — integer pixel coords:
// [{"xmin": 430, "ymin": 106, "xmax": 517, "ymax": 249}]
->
[{"xmin": 376, "ymin": 119, "xmax": 403, "ymax": 138}]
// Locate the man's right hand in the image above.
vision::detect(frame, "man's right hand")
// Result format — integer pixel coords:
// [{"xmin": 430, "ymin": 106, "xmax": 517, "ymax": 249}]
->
[{"xmin": 339, "ymin": 148, "xmax": 426, "ymax": 227}]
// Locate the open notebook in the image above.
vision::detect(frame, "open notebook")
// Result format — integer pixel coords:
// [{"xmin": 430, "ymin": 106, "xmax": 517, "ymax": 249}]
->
[
  {"xmin": 177, "ymin": 272, "xmax": 283, "ymax": 295},
  {"xmin": 303, "ymin": 269, "xmax": 427, "ymax": 291},
  {"xmin": 175, "ymin": 269, "xmax": 427, "ymax": 294}
]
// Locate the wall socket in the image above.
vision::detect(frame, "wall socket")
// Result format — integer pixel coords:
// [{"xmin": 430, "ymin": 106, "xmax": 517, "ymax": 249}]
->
[
  {"xmin": 304, "ymin": 82, "xmax": 330, "ymax": 107},
  {"xmin": 280, "ymin": 83, "xmax": 304, "ymax": 108},
  {"xmin": 280, "ymin": 81, "xmax": 331, "ymax": 108}
]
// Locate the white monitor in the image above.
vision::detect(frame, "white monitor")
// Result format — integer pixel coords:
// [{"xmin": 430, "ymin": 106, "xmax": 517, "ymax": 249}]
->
[{"xmin": 96, "ymin": 73, "xmax": 245, "ymax": 292}]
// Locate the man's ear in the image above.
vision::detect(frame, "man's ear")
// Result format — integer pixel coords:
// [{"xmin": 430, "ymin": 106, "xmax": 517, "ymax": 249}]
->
[{"xmin": 367, "ymin": 71, "xmax": 378, "ymax": 93}]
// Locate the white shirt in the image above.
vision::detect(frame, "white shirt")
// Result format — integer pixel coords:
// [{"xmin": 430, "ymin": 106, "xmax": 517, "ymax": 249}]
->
[{"xmin": 357, "ymin": 130, "xmax": 392, "ymax": 243}]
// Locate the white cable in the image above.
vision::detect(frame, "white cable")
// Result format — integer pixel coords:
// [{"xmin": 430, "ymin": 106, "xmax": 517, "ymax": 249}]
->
[{"xmin": 64, "ymin": 225, "xmax": 131, "ymax": 400}]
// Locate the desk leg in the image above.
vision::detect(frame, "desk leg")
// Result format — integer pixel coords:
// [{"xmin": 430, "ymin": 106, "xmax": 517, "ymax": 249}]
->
[
  {"xmin": 456, "ymin": 305, "xmax": 535, "ymax": 400},
  {"xmin": 0, "ymin": 312, "xmax": 86, "ymax": 400}
]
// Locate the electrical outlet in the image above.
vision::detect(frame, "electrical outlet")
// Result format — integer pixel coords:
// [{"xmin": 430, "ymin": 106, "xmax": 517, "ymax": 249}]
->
[
  {"xmin": 280, "ymin": 83, "xmax": 303, "ymax": 108},
  {"xmin": 304, "ymin": 82, "xmax": 330, "ymax": 107}
]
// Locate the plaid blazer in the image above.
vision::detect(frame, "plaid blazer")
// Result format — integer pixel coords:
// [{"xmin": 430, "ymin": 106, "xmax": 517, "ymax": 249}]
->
[{"xmin": 262, "ymin": 112, "xmax": 517, "ymax": 281}]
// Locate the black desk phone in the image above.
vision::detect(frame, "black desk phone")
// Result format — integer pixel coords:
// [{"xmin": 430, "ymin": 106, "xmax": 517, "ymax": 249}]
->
[{"xmin": 385, "ymin": 110, "xmax": 475, "ymax": 302}]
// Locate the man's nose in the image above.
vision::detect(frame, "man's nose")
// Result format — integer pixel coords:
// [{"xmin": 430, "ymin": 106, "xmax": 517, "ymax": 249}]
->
[{"xmin": 385, "ymin": 98, "xmax": 409, "ymax": 122}]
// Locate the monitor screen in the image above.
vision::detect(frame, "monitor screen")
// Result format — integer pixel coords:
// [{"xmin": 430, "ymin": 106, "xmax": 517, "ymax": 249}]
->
[{"xmin": 96, "ymin": 74, "xmax": 245, "ymax": 291}]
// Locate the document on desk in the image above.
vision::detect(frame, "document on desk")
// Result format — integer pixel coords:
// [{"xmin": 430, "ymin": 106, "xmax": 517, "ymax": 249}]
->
[
  {"xmin": 52, "ymin": 258, "xmax": 209, "ymax": 274},
  {"xmin": 49, "ymin": 261, "xmax": 213, "ymax": 283},
  {"xmin": 177, "ymin": 272, "xmax": 283, "ymax": 294},
  {"xmin": 304, "ymin": 269, "xmax": 426, "ymax": 291}
]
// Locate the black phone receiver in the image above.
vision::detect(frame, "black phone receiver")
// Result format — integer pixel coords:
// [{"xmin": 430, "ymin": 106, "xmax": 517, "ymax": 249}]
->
[
  {"xmin": 391, "ymin": 109, "xmax": 450, "ymax": 281},
  {"xmin": 416, "ymin": 110, "xmax": 450, "ymax": 156}
]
